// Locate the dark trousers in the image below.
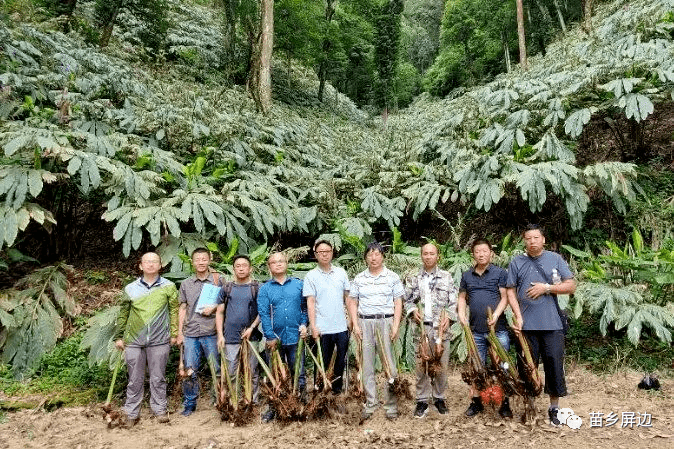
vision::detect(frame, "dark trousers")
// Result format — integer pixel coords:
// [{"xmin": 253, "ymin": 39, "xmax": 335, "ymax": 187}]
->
[
  {"xmin": 518, "ymin": 330, "xmax": 567, "ymax": 397},
  {"xmin": 311, "ymin": 330, "xmax": 349, "ymax": 394},
  {"xmin": 268, "ymin": 342, "xmax": 306, "ymax": 391}
]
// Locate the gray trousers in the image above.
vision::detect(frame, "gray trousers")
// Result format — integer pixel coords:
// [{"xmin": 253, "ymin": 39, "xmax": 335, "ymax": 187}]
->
[
  {"xmin": 122, "ymin": 344, "xmax": 170, "ymax": 419},
  {"xmin": 416, "ymin": 324, "xmax": 450, "ymax": 402},
  {"xmin": 224, "ymin": 343, "xmax": 260, "ymax": 403},
  {"xmin": 360, "ymin": 316, "xmax": 397, "ymax": 414}
]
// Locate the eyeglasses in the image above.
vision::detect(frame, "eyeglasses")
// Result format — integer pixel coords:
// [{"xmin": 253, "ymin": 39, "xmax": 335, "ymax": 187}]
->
[{"xmin": 315, "ymin": 250, "xmax": 332, "ymax": 254}]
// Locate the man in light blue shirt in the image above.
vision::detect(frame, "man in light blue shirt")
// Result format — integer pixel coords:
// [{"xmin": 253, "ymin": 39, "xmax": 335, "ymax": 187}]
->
[
  {"xmin": 347, "ymin": 242, "xmax": 404, "ymax": 421},
  {"xmin": 303, "ymin": 239, "xmax": 350, "ymax": 395}
]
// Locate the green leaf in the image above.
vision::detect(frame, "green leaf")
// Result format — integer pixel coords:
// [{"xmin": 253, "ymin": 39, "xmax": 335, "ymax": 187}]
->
[{"xmin": 564, "ymin": 109, "xmax": 591, "ymax": 138}]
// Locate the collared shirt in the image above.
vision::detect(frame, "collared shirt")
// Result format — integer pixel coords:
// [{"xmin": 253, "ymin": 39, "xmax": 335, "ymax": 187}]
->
[
  {"xmin": 404, "ymin": 266, "xmax": 458, "ymax": 327},
  {"xmin": 257, "ymin": 277, "xmax": 307, "ymax": 345},
  {"xmin": 303, "ymin": 264, "xmax": 350, "ymax": 334},
  {"xmin": 179, "ymin": 272, "xmax": 223, "ymax": 337},
  {"xmin": 459, "ymin": 264, "xmax": 508, "ymax": 333},
  {"xmin": 350, "ymin": 267, "xmax": 405, "ymax": 316},
  {"xmin": 115, "ymin": 276, "xmax": 179, "ymax": 347},
  {"xmin": 506, "ymin": 251, "xmax": 574, "ymax": 331}
]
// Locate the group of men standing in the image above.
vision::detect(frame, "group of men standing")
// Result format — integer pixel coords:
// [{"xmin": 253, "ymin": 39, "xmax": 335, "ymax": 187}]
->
[{"xmin": 114, "ymin": 224, "xmax": 575, "ymax": 427}]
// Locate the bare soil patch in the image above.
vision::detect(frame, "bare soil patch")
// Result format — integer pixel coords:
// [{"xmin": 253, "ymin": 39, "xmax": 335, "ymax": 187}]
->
[{"xmin": 1, "ymin": 365, "xmax": 672, "ymax": 449}]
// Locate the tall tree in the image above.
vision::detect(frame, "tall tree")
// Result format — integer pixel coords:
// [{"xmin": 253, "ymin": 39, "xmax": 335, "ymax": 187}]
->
[
  {"xmin": 318, "ymin": 0, "xmax": 337, "ymax": 102},
  {"xmin": 515, "ymin": 0, "xmax": 528, "ymax": 70},
  {"xmin": 248, "ymin": 0, "xmax": 274, "ymax": 114},
  {"xmin": 374, "ymin": 0, "xmax": 404, "ymax": 110}
]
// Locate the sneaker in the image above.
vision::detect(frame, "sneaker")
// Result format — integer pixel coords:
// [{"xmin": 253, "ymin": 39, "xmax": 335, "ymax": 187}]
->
[
  {"xmin": 125, "ymin": 416, "xmax": 139, "ymax": 427},
  {"xmin": 498, "ymin": 397, "xmax": 513, "ymax": 419},
  {"xmin": 181, "ymin": 407, "xmax": 195, "ymax": 417},
  {"xmin": 464, "ymin": 397, "xmax": 483, "ymax": 417},
  {"xmin": 156, "ymin": 413, "xmax": 170, "ymax": 423},
  {"xmin": 262, "ymin": 409, "xmax": 276, "ymax": 423},
  {"xmin": 548, "ymin": 407, "xmax": 561, "ymax": 427},
  {"xmin": 434, "ymin": 399, "xmax": 448, "ymax": 415},
  {"xmin": 414, "ymin": 401, "xmax": 429, "ymax": 418},
  {"xmin": 386, "ymin": 411, "xmax": 398, "ymax": 420}
]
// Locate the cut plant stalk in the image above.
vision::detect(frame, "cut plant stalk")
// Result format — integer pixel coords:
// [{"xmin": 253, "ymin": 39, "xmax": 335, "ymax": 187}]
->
[
  {"xmin": 512, "ymin": 316, "xmax": 542, "ymax": 396},
  {"xmin": 101, "ymin": 350, "xmax": 124, "ymax": 428},
  {"xmin": 247, "ymin": 339, "xmax": 278, "ymax": 390},
  {"xmin": 292, "ymin": 337, "xmax": 304, "ymax": 395},
  {"xmin": 376, "ymin": 327, "xmax": 412, "ymax": 400},
  {"xmin": 305, "ymin": 338, "xmax": 331, "ymax": 392}
]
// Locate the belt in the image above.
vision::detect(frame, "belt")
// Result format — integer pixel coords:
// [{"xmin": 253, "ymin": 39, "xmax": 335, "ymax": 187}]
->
[
  {"xmin": 358, "ymin": 313, "xmax": 393, "ymax": 320},
  {"xmin": 423, "ymin": 321, "xmax": 433, "ymax": 326}
]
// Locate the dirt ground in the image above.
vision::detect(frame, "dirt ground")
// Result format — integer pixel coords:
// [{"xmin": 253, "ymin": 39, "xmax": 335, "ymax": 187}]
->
[{"xmin": 1, "ymin": 365, "xmax": 672, "ymax": 449}]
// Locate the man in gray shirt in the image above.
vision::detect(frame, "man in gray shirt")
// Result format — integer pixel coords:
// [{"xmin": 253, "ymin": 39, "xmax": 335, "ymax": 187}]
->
[
  {"xmin": 176, "ymin": 247, "xmax": 223, "ymax": 416},
  {"xmin": 506, "ymin": 224, "xmax": 576, "ymax": 426}
]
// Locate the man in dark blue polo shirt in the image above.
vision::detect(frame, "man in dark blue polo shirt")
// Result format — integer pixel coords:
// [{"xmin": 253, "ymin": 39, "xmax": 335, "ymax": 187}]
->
[{"xmin": 458, "ymin": 238, "xmax": 523, "ymax": 418}]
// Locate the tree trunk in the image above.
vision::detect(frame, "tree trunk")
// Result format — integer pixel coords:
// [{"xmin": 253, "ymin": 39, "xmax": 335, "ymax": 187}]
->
[
  {"xmin": 99, "ymin": 3, "xmax": 122, "ymax": 48},
  {"xmin": 502, "ymin": 30, "xmax": 511, "ymax": 73},
  {"xmin": 553, "ymin": 0, "xmax": 567, "ymax": 33},
  {"xmin": 317, "ymin": 0, "xmax": 336, "ymax": 102},
  {"xmin": 582, "ymin": 0, "xmax": 593, "ymax": 32},
  {"xmin": 515, "ymin": 0, "xmax": 528, "ymax": 71},
  {"xmin": 247, "ymin": 0, "xmax": 274, "ymax": 114},
  {"xmin": 222, "ymin": 0, "xmax": 238, "ymax": 82}
]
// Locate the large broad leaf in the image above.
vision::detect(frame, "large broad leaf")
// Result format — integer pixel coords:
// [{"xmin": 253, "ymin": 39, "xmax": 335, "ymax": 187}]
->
[
  {"xmin": 564, "ymin": 108, "xmax": 592, "ymax": 138},
  {"xmin": 619, "ymin": 93, "xmax": 654, "ymax": 122}
]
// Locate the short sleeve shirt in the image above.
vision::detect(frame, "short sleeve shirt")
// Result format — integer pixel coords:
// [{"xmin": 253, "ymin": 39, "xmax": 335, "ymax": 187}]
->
[
  {"xmin": 506, "ymin": 251, "xmax": 574, "ymax": 331},
  {"xmin": 303, "ymin": 265, "xmax": 350, "ymax": 334},
  {"xmin": 459, "ymin": 265, "xmax": 508, "ymax": 333},
  {"xmin": 218, "ymin": 283, "xmax": 260, "ymax": 344},
  {"xmin": 179, "ymin": 273, "xmax": 222, "ymax": 337},
  {"xmin": 350, "ymin": 267, "xmax": 405, "ymax": 316}
]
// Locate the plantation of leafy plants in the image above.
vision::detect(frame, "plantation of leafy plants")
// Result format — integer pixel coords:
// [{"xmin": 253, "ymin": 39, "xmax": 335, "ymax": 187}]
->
[{"xmin": 1, "ymin": 1, "xmax": 674, "ymax": 439}]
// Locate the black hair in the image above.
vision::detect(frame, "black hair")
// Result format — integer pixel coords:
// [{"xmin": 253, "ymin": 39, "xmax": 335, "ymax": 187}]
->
[
  {"xmin": 471, "ymin": 238, "xmax": 492, "ymax": 253},
  {"xmin": 363, "ymin": 241, "xmax": 385, "ymax": 259},
  {"xmin": 232, "ymin": 254, "xmax": 251, "ymax": 265},
  {"xmin": 191, "ymin": 247, "xmax": 211, "ymax": 258},
  {"xmin": 313, "ymin": 239, "xmax": 333, "ymax": 252},
  {"xmin": 523, "ymin": 223, "xmax": 545, "ymax": 237}
]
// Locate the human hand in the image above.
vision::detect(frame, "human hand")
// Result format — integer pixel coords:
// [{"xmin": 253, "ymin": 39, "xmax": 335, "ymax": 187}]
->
[
  {"xmin": 201, "ymin": 306, "xmax": 217, "ymax": 316},
  {"xmin": 299, "ymin": 325, "xmax": 308, "ymax": 339},
  {"xmin": 266, "ymin": 339, "xmax": 278, "ymax": 350},
  {"xmin": 511, "ymin": 316, "xmax": 523, "ymax": 334},
  {"xmin": 241, "ymin": 327, "xmax": 253, "ymax": 341},
  {"xmin": 115, "ymin": 339, "xmax": 125, "ymax": 350},
  {"xmin": 527, "ymin": 282, "xmax": 548, "ymax": 299},
  {"xmin": 217, "ymin": 335, "xmax": 225, "ymax": 351},
  {"xmin": 412, "ymin": 309, "xmax": 422, "ymax": 324},
  {"xmin": 390, "ymin": 324, "xmax": 399, "ymax": 341},
  {"xmin": 440, "ymin": 314, "xmax": 450, "ymax": 333},
  {"xmin": 310, "ymin": 324, "xmax": 320, "ymax": 340},
  {"xmin": 170, "ymin": 337, "xmax": 177, "ymax": 346},
  {"xmin": 488, "ymin": 313, "xmax": 500, "ymax": 327},
  {"xmin": 176, "ymin": 333, "xmax": 184, "ymax": 346},
  {"xmin": 353, "ymin": 324, "xmax": 363, "ymax": 340}
]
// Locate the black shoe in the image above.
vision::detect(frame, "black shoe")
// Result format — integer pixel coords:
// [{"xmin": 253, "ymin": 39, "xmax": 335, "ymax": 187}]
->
[
  {"xmin": 434, "ymin": 399, "xmax": 448, "ymax": 415},
  {"xmin": 414, "ymin": 401, "xmax": 428, "ymax": 418},
  {"xmin": 181, "ymin": 407, "xmax": 195, "ymax": 417},
  {"xmin": 498, "ymin": 397, "xmax": 513, "ymax": 418},
  {"xmin": 464, "ymin": 397, "xmax": 483, "ymax": 417},
  {"xmin": 548, "ymin": 407, "xmax": 561, "ymax": 427},
  {"xmin": 262, "ymin": 409, "xmax": 276, "ymax": 423}
]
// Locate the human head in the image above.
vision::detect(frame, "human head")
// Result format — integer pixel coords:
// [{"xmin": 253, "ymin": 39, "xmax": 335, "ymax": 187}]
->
[
  {"xmin": 364, "ymin": 242, "xmax": 385, "ymax": 272},
  {"xmin": 191, "ymin": 247, "xmax": 211, "ymax": 275},
  {"xmin": 267, "ymin": 251, "xmax": 288, "ymax": 278},
  {"xmin": 313, "ymin": 239, "xmax": 334, "ymax": 266},
  {"xmin": 523, "ymin": 224, "xmax": 545, "ymax": 257},
  {"xmin": 232, "ymin": 254, "xmax": 252, "ymax": 282},
  {"xmin": 139, "ymin": 252, "xmax": 162, "ymax": 277},
  {"xmin": 470, "ymin": 238, "xmax": 492, "ymax": 267},
  {"xmin": 420, "ymin": 243, "xmax": 440, "ymax": 271}
]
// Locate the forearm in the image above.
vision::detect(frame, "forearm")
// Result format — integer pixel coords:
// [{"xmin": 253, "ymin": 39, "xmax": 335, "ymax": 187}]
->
[
  {"xmin": 550, "ymin": 278, "xmax": 576, "ymax": 295},
  {"xmin": 215, "ymin": 305, "xmax": 224, "ymax": 340},
  {"xmin": 346, "ymin": 297, "xmax": 359, "ymax": 327},
  {"xmin": 393, "ymin": 297, "xmax": 403, "ymax": 329},
  {"xmin": 178, "ymin": 304, "xmax": 187, "ymax": 335},
  {"xmin": 307, "ymin": 296, "xmax": 317, "ymax": 329}
]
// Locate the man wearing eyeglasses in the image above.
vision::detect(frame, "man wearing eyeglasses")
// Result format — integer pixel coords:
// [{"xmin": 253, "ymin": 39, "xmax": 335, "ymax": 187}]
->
[{"xmin": 303, "ymin": 239, "xmax": 351, "ymax": 395}]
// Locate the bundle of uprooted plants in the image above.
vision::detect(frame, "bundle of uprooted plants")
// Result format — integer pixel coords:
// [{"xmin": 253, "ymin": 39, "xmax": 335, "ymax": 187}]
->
[
  {"xmin": 304, "ymin": 339, "xmax": 342, "ymax": 419},
  {"xmin": 210, "ymin": 339, "xmax": 256, "ymax": 426},
  {"xmin": 417, "ymin": 307, "xmax": 446, "ymax": 380},
  {"xmin": 347, "ymin": 338, "xmax": 365, "ymax": 401},
  {"xmin": 460, "ymin": 323, "xmax": 490, "ymax": 391},
  {"xmin": 101, "ymin": 350, "xmax": 124, "ymax": 429},
  {"xmin": 248, "ymin": 339, "xmax": 305, "ymax": 423},
  {"xmin": 375, "ymin": 328, "xmax": 412, "ymax": 400}
]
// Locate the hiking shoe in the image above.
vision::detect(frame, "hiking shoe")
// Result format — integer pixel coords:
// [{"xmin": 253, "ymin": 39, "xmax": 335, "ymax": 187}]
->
[
  {"xmin": 386, "ymin": 411, "xmax": 398, "ymax": 420},
  {"xmin": 548, "ymin": 407, "xmax": 561, "ymax": 427},
  {"xmin": 156, "ymin": 413, "xmax": 170, "ymax": 423},
  {"xmin": 125, "ymin": 416, "xmax": 139, "ymax": 427},
  {"xmin": 181, "ymin": 407, "xmax": 195, "ymax": 417},
  {"xmin": 361, "ymin": 409, "xmax": 373, "ymax": 421},
  {"xmin": 498, "ymin": 397, "xmax": 513, "ymax": 419},
  {"xmin": 262, "ymin": 409, "xmax": 276, "ymax": 423},
  {"xmin": 464, "ymin": 397, "xmax": 483, "ymax": 417},
  {"xmin": 435, "ymin": 399, "xmax": 448, "ymax": 415},
  {"xmin": 414, "ymin": 401, "xmax": 429, "ymax": 418}
]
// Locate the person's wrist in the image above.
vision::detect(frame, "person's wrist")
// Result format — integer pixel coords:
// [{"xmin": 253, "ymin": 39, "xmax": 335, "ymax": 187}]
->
[{"xmin": 545, "ymin": 283, "xmax": 551, "ymax": 294}]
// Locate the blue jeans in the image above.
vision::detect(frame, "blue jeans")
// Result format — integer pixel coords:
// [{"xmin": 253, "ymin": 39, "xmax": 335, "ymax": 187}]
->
[
  {"xmin": 473, "ymin": 330, "xmax": 509, "ymax": 365},
  {"xmin": 182, "ymin": 335, "xmax": 219, "ymax": 410}
]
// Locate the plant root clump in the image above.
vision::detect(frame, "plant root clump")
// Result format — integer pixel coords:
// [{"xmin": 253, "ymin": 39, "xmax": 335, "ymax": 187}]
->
[
  {"xmin": 217, "ymin": 400, "xmax": 256, "ymax": 426},
  {"xmin": 388, "ymin": 377, "xmax": 413, "ymax": 400},
  {"xmin": 101, "ymin": 403, "xmax": 124, "ymax": 429},
  {"xmin": 261, "ymin": 377, "xmax": 306, "ymax": 423},
  {"xmin": 305, "ymin": 390, "xmax": 338, "ymax": 420}
]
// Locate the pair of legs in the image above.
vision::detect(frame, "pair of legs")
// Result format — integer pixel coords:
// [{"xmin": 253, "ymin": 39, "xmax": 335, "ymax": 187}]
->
[
  {"xmin": 123, "ymin": 344, "xmax": 170, "ymax": 419},
  {"xmin": 224, "ymin": 342, "xmax": 260, "ymax": 403},
  {"xmin": 465, "ymin": 330, "xmax": 511, "ymax": 417},
  {"xmin": 265, "ymin": 341, "xmax": 306, "ymax": 391},
  {"xmin": 310, "ymin": 330, "xmax": 349, "ymax": 394},
  {"xmin": 360, "ymin": 316, "xmax": 397, "ymax": 417},
  {"xmin": 182, "ymin": 335, "xmax": 219, "ymax": 413}
]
